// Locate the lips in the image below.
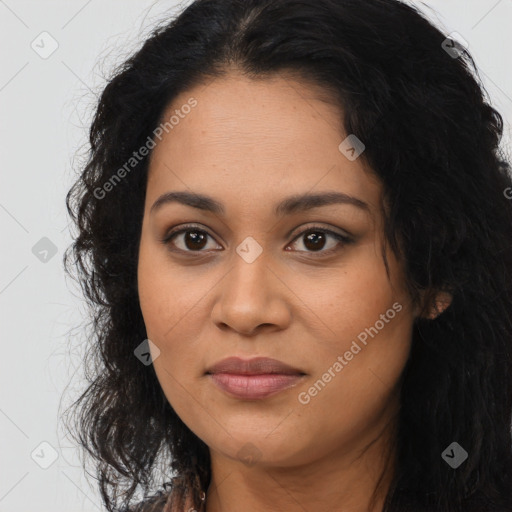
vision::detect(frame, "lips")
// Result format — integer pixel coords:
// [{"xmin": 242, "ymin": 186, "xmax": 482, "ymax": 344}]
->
[
  {"xmin": 206, "ymin": 357, "xmax": 306, "ymax": 400},
  {"xmin": 206, "ymin": 356, "xmax": 305, "ymax": 376}
]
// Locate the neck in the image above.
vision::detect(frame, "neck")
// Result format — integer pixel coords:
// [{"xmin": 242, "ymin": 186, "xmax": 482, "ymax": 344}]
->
[{"xmin": 204, "ymin": 414, "xmax": 398, "ymax": 512}]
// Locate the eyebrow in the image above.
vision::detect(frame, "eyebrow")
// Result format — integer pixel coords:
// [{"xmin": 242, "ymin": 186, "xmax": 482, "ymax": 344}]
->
[{"xmin": 150, "ymin": 190, "xmax": 370, "ymax": 216}]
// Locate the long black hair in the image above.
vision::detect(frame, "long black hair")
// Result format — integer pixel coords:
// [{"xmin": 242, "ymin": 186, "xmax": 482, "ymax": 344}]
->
[{"xmin": 63, "ymin": 0, "xmax": 512, "ymax": 510}]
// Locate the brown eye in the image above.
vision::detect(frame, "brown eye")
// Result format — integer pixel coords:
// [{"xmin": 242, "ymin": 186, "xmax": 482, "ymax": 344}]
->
[
  {"xmin": 162, "ymin": 225, "xmax": 222, "ymax": 253},
  {"xmin": 288, "ymin": 227, "xmax": 352, "ymax": 256},
  {"xmin": 303, "ymin": 231, "xmax": 327, "ymax": 251},
  {"xmin": 182, "ymin": 230, "xmax": 208, "ymax": 250}
]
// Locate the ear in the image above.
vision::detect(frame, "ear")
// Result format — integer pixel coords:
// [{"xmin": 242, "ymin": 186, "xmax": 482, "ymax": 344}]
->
[{"xmin": 417, "ymin": 290, "xmax": 453, "ymax": 320}]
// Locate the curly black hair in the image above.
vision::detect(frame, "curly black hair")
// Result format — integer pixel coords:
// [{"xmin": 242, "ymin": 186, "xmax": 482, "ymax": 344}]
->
[{"xmin": 62, "ymin": 0, "xmax": 512, "ymax": 511}]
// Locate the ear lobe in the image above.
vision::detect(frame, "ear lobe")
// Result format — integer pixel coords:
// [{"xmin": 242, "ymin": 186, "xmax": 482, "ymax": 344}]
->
[{"xmin": 423, "ymin": 290, "xmax": 453, "ymax": 319}]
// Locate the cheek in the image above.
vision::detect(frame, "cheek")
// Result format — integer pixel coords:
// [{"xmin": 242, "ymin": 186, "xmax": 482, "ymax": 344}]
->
[
  {"xmin": 137, "ymin": 242, "xmax": 203, "ymax": 387},
  {"xmin": 301, "ymin": 246, "xmax": 407, "ymax": 345},
  {"xmin": 290, "ymin": 279, "xmax": 412, "ymax": 458},
  {"xmin": 291, "ymin": 247, "xmax": 413, "ymax": 422},
  {"xmin": 138, "ymin": 260, "xmax": 207, "ymax": 431},
  {"xmin": 137, "ymin": 237, "xmax": 205, "ymax": 341}
]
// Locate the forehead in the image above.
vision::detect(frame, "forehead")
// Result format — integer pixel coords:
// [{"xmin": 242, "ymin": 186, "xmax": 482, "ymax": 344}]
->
[{"xmin": 146, "ymin": 72, "xmax": 382, "ymax": 216}]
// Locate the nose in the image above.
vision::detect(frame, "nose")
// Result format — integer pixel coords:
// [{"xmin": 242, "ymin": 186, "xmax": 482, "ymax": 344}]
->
[{"xmin": 210, "ymin": 249, "xmax": 292, "ymax": 336}]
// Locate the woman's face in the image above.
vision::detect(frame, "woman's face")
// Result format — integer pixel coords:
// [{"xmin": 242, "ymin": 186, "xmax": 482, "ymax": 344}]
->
[{"xmin": 137, "ymin": 72, "xmax": 417, "ymax": 468}]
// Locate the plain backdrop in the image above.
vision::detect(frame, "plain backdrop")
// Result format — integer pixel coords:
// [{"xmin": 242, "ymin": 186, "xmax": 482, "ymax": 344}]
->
[{"xmin": 1, "ymin": 1, "xmax": 511, "ymax": 510}]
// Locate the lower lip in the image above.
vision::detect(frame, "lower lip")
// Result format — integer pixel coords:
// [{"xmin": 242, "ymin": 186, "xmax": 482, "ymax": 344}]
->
[{"xmin": 208, "ymin": 373, "xmax": 304, "ymax": 400}]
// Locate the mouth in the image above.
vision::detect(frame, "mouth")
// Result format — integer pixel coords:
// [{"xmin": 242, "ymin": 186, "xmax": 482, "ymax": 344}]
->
[
  {"xmin": 205, "ymin": 356, "xmax": 307, "ymax": 400},
  {"xmin": 207, "ymin": 373, "xmax": 306, "ymax": 400},
  {"xmin": 206, "ymin": 356, "xmax": 306, "ymax": 375}
]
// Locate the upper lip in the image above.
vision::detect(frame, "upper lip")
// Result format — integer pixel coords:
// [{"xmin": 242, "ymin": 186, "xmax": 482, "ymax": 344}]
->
[{"xmin": 206, "ymin": 357, "xmax": 305, "ymax": 375}]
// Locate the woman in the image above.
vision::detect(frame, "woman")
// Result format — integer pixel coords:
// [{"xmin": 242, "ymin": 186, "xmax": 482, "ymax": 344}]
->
[{"xmin": 63, "ymin": 0, "xmax": 512, "ymax": 511}]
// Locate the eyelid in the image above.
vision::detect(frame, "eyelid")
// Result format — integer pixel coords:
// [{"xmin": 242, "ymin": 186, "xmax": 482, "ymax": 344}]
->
[
  {"xmin": 160, "ymin": 223, "xmax": 221, "ymax": 248},
  {"xmin": 288, "ymin": 223, "xmax": 352, "ymax": 242},
  {"xmin": 286, "ymin": 224, "xmax": 353, "ymax": 257}
]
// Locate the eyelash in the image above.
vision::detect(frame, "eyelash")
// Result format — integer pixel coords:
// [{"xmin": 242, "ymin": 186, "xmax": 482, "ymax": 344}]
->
[{"xmin": 160, "ymin": 223, "xmax": 353, "ymax": 258}]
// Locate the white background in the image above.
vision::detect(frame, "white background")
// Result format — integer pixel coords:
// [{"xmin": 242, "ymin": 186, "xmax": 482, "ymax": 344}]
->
[{"xmin": 1, "ymin": 1, "xmax": 511, "ymax": 510}]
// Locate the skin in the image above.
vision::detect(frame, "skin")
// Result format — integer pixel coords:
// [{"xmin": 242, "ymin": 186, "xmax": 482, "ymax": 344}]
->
[{"xmin": 137, "ymin": 71, "xmax": 448, "ymax": 512}]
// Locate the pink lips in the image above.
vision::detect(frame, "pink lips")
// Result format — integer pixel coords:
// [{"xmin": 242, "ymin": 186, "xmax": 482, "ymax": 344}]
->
[{"xmin": 206, "ymin": 356, "xmax": 306, "ymax": 400}]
